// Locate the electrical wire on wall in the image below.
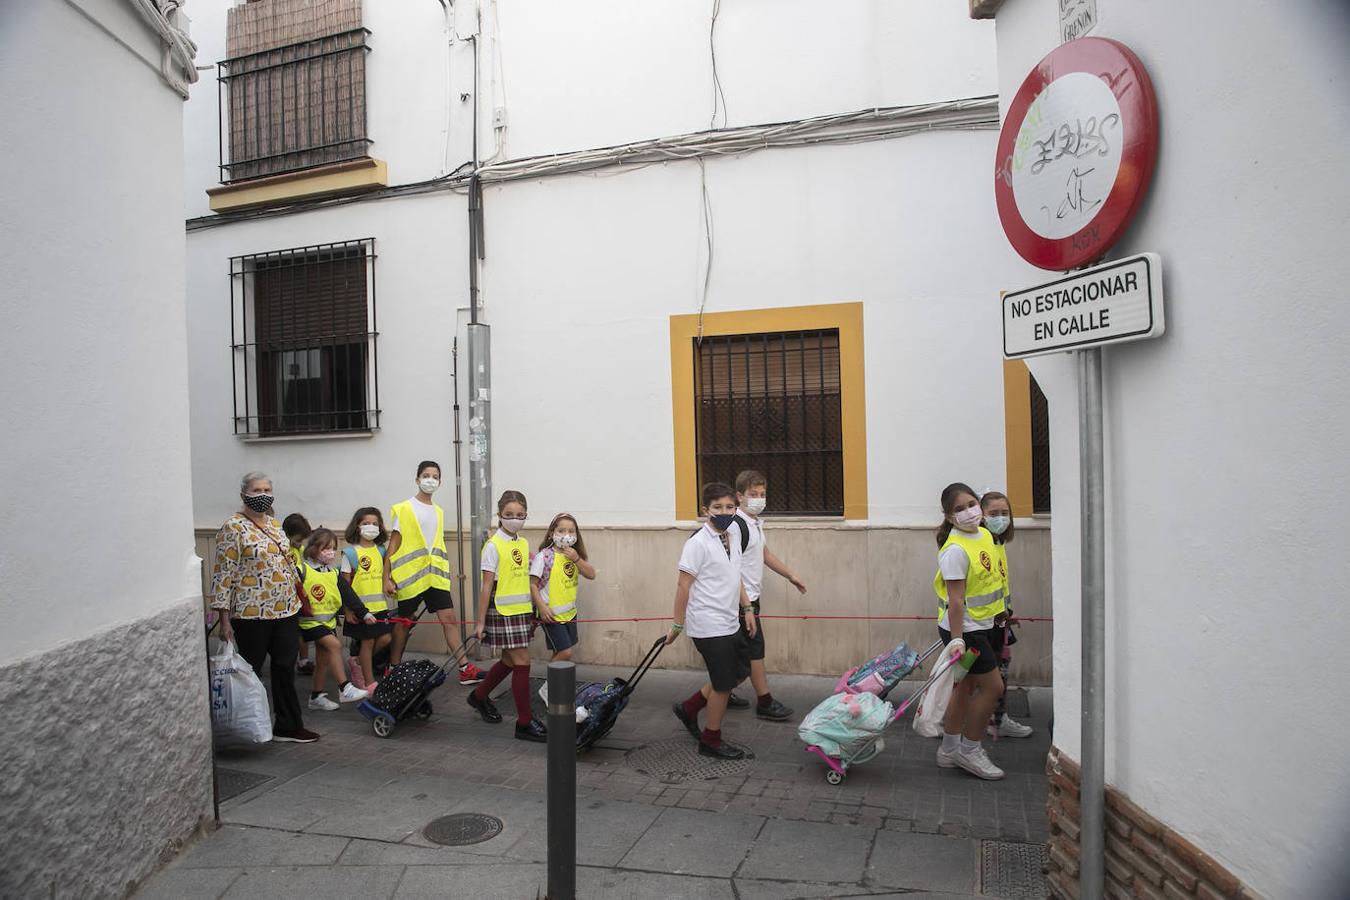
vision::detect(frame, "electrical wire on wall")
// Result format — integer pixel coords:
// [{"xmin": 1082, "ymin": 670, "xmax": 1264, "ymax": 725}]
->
[
  {"xmin": 696, "ymin": 0, "xmax": 725, "ymax": 345},
  {"xmin": 709, "ymin": 0, "xmax": 728, "ymax": 130},
  {"xmin": 187, "ymin": 98, "xmax": 1000, "ymax": 231}
]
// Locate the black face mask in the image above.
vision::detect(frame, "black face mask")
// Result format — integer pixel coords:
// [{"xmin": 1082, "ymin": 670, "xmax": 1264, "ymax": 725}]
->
[
  {"xmin": 709, "ymin": 513, "xmax": 736, "ymax": 531},
  {"xmin": 242, "ymin": 493, "xmax": 275, "ymax": 513}
]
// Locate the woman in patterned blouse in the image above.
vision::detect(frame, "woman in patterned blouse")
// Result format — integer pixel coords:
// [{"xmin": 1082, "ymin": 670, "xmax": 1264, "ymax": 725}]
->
[{"xmin": 211, "ymin": 472, "xmax": 319, "ymax": 743}]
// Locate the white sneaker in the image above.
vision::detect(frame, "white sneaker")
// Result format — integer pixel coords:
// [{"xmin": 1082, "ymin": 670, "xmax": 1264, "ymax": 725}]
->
[
  {"xmin": 308, "ymin": 694, "xmax": 339, "ymax": 711},
  {"xmin": 953, "ymin": 744, "xmax": 1005, "ymax": 780},
  {"xmin": 936, "ymin": 745, "xmax": 959, "ymax": 768},
  {"xmin": 989, "ymin": 716, "xmax": 1034, "ymax": 739},
  {"xmin": 338, "ymin": 683, "xmax": 369, "ymax": 703}
]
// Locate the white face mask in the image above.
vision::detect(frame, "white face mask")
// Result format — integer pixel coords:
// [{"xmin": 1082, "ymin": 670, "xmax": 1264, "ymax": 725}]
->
[
  {"xmin": 984, "ymin": 515, "xmax": 1011, "ymax": 535},
  {"xmin": 954, "ymin": 505, "xmax": 984, "ymax": 529},
  {"xmin": 742, "ymin": 497, "xmax": 767, "ymax": 516},
  {"xmin": 501, "ymin": 516, "xmax": 526, "ymax": 534},
  {"xmin": 553, "ymin": 532, "xmax": 577, "ymax": 549},
  {"xmin": 318, "ymin": 548, "xmax": 337, "ymax": 565},
  {"xmin": 359, "ymin": 523, "xmax": 381, "ymax": 541},
  {"xmin": 419, "ymin": 477, "xmax": 440, "ymax": 495}
]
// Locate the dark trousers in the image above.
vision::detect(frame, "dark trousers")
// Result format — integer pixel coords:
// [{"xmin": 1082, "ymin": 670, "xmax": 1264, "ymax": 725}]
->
[{"xmin": 232, "ymin": 614, "xmax": 304, "ymax": 733}]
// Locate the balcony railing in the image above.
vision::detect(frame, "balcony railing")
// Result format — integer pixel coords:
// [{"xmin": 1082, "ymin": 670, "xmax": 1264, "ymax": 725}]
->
[{"xmin": 217, "ymin": 28, "xmax": 372, "ymax": 184}]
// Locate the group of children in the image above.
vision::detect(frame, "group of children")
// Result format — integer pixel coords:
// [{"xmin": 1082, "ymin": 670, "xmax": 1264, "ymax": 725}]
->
[
  {"xmin": 276, "ymin": 460, "xmax": 1029, "ymax": 776},
  {"xmin": 280, "ymin": 461, "xmax": 598, "ymax": 743}
]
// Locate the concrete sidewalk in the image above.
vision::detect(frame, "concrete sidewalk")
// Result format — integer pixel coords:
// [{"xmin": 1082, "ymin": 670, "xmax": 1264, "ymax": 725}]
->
[{"xmin": 138, "ymin": 660, "xmax": 1051, "ymax": 899}]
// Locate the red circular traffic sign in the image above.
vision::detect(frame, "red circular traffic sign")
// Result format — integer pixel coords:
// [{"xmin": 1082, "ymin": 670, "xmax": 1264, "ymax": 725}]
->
[{"xmin": 994, "ymin": 37, "xmax": 1159, "ymax": 271}]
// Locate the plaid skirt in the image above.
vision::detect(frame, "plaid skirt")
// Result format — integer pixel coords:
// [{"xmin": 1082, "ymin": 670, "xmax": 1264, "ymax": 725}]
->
[{"xmin": 483, "ymin": 606, "xmax": 536, "ymax": 650}]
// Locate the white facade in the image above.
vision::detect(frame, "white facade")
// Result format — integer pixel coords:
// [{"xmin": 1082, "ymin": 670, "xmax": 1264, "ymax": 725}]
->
[
  {"xmin": 0, "ymin": 1, "xmax": 208, "ymax": 896},
  {"xmin": 182, "ymin": 2, "xmax": 1057, "ymax": 680},
  {"xmin": 185, "ymin": 0, "xmax": 1025, "ymax": 526},
  {"xmin": 992, "ymin": 1, "xmax": 1350, "ymax": 897}
]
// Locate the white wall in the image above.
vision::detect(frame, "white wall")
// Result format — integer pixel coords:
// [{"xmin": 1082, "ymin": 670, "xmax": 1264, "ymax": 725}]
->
[
  {"xmin": 186, "ymin": 191, "xmax": 467, "ymax": 529},
  {"xmin": 186, "ymin": 128, "xmax": 1028, "ymax": 529},
  {"xmin": 994, "ymin": 1, "xmax": 1350, "ymax": 896},
  {"xmin": 184, "ymin": 2, "xmax": 1028, "ymax": 532},
  {"xmin": 0, "ymin": 0, "xmax": 199, "ymax": 662},
  {"xmin": 494, "ymin": 0, "xmax": 997, "ymax": 157}
]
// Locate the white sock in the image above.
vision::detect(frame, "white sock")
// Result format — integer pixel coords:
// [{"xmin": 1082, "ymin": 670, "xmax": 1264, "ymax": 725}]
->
[
  {"xmin": 960, "ymin": 736, "xmax": 981, "ymax": 754},
  {"xmin": 941, "ymin": 732, "xmax": 960, "ymax": 752}
]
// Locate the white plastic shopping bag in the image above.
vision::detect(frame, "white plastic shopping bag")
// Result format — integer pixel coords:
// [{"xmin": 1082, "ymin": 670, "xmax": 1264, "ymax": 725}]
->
[
  {"xmin": 912, "ymin": 642, "xmax": 958, "ymax": 737},
  {"xmin": 209, "ymin": 640, "xmax": 273, "ymax": 744}
]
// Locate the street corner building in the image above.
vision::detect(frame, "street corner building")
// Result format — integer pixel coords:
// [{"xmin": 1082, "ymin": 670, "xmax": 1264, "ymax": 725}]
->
[{"xmin": 0, "ymin": 0, "xmax": 211, "ymax": 897}]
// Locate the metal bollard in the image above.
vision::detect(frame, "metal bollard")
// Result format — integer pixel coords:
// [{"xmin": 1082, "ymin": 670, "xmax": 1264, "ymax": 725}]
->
[{"xmin": 545, "ymin": 661, "xmax": 576, "ymax": 900}]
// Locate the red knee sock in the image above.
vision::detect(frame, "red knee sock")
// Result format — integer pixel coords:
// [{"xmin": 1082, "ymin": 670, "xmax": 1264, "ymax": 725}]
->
[
  {"xmin": 511, "ymin": 664, "xmax": 533, "ymax": 726},
  {"xmin": 682, "ymin": 690, "xmax": 708, "ymax": 720},
  {"xmin": 700, "ymin": 727, "xmax": 722, "ymax": 748},
  {"xmin": 473, "ymin": 661, "xmax": 511, "ymax": 700}
]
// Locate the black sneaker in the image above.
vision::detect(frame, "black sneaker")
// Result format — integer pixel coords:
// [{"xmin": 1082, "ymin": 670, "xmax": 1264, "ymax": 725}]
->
[
  {"xmin": 671, "ymin": 702, "xmax": 701, "ymax": 740},
  {"xmin": 273, "ymin": 727, "xmax": 320, "ymax": 744},
  {"xmin": 515, "ymin": 718, "xmax": 548, "ymax": 743},
  {"xmin": 726, "ymin": 691, "xmax": 751, "ymax": 709},
  {"xmin": 698, "ymin": 740, "xmax": 746, "ymax": 760},
  {"xmin": 467, "ymin": 692, "xmax": 502, "ymax": 723},
  {"xmin": 755, "ymin": 699, "xmax": 794, "ymax": 721}
]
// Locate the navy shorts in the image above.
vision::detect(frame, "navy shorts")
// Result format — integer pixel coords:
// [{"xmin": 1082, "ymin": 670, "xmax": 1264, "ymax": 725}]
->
[
  {"xmin": 693, "ymin": 632, "xmax": 752, "ymax": 692},
  {"xmin": 542, "ymin": 621, "xmax": 578, "ymax": 652},
  {"xmin": 937, "ymin": 625, "xmax": 1005, "ymax": 676},
  {"xmin": 300, "ymin": 624, "xmax": 337, "ymax": 643},
  {"xmin": 397, "ymin": 587, "xmax": 453, "ymax": 620},
  {"xmin": 741, "ymin": 601, "xmax": 765, "ymax": 661},
  {"xmin": 344, "ymin": 611, "xmax": 393, "ymax": 641}
]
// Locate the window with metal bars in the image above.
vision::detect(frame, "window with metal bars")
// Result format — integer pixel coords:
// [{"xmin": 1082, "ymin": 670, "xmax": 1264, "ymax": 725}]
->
[
  {"xmin": 217, "ymin": 28, "xmax": 371, "ymax": 183},
  {"xmin": 1030, "ymin": 373, "xmax": 1051, "ymax": 514},
  {"xmin": 229, "ymin": 239, "xmax": 380, "ymax": 436},
  {"xmin": 693, "ymin": 329, "xmax": 844, "ymax": 516}
]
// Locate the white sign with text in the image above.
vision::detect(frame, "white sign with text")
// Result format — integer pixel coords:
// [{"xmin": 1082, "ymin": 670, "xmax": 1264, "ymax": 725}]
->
[
  {"xmin": 1003, "ymin": 253, "xmax": 1164, "ymax": 358},
  {"xmin": 1060, "ymin": 0, "xmax": 1098, "ymax": 43}
]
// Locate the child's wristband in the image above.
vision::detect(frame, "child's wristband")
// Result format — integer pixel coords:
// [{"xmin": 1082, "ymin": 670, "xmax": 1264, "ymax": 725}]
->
[{"xmin": 670, "ymin": 622, "xmax": 684, "ymax": 632}]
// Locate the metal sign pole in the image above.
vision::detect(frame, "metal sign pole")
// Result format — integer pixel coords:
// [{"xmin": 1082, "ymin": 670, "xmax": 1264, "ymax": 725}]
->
[{"xmin": 1078, "ymin": 346, "xmax": 1106, "ymax": 900}]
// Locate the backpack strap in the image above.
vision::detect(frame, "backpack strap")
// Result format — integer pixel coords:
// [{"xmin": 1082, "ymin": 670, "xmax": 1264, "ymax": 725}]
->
[
  {"xmin": 342, "ymin": 546, "xmax": 359, "ymax": 571},
  {"xmin": 537, "ymin": 546, "xmax": 555, "ymax": 584},
  {"xmin": 739, "ymin": 518, "xmax": 750, "ymax": 554}
]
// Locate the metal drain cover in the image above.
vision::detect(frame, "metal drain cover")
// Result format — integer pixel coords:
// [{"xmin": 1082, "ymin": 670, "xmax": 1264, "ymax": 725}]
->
[
  {"xmin": 423, "ymin": 813, "xmax": 504, "ymax": 846},
  {"xmin": 980, "ymin": 840, "xmax": 1048, "ymax": 899},
  {"xmin": 626, "ymin": 738, "xmax": 754, "ymax": 784},
  {"xmin": 215, "ymin": 768, "xmax": 274, "ymax": 802}
]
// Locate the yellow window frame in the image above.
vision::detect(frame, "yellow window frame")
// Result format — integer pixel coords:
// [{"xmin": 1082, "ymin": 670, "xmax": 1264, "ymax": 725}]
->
[{"xmin": 669, "ymin": 302, "xmax": 867, "ymax": 521}]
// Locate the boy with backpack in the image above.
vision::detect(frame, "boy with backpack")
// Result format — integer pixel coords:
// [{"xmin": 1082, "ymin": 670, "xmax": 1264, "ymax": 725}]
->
[
  {"xmin": 715, "ymin": 469, "xmax": 808, "ymax": 720},
  {"xmin": 668, "ymin": 482, "xmax": 757, "ymax": 760}
]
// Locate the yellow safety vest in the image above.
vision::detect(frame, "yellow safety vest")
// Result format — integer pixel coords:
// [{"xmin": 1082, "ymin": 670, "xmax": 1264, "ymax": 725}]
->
[
  {"xmin": 298, "ymin": 561, "xmax": 342, "ymax": 630},
  {"xmin": 544, "ymin": 549, "xmax": 579, "ymax": 623},
  {"xmin": 388, "ymin": 500, "xmax": 451, "ymax": 600},
  {"xmin": 487, "ymin": 532, "xmax": 532, "ymax": 616},
  {"xmin": 290, "ymin": 546, "xmax": 303, "ymax": 567},
  {"xmin": 346, "ymin": 545, "xmax": 389, "ymax": 614},
  {"xmin": 933, "ymin": 527, "xmax": 1007, "ymax": 625}
]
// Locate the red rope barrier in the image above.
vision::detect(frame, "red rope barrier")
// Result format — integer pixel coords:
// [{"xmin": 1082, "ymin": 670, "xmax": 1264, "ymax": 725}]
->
[{"xmin": 383, "ymin": 614, "xmax": 1052, "ymax": 627}]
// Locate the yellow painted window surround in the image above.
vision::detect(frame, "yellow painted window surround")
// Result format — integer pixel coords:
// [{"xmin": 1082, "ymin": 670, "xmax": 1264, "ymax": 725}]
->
[
  {"xmin": 1003, "ymin": 359, "xmax": 1034, "ymax": 518},
  {"xmin": 669, "ymin": 302, "xmax": 867, "ymax": 521}
]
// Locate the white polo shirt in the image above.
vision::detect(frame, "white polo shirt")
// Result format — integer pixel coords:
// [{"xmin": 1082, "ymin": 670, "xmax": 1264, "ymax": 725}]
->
[
  {"xmin": 734, "ymin": 511, "xmax": 765, "ymax": 603},
  {"xmin": 677, "ymin": 523, "xmax": 743, "ymax": 639}
]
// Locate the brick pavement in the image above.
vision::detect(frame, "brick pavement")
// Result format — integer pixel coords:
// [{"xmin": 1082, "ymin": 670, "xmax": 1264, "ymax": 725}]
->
[
  {"xmin": 221, "ymin": 658, "xmax": 1050, "ymax": 843},
  {"xmin": 141, "ymin": 657, "xmax": 1053, "ymax": 899}
]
